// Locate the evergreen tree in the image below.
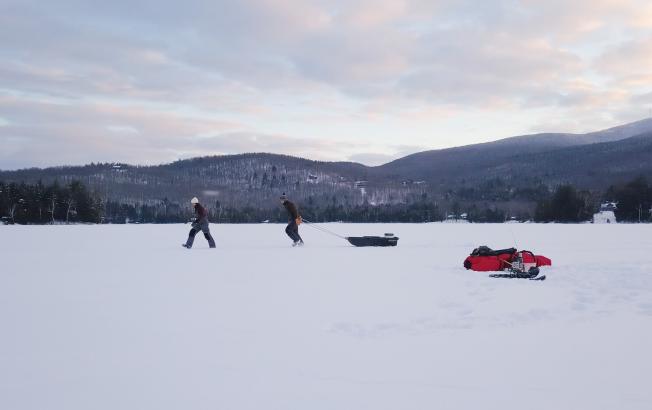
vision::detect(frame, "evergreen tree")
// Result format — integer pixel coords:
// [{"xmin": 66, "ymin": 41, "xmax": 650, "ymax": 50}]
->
[
  {"xmin": 535, "ymin": 185, "xmax": 591, "ymax": 222},
  {"xmin": 606, "ymin": 176, "xmax": 652, "ymax": 222}
]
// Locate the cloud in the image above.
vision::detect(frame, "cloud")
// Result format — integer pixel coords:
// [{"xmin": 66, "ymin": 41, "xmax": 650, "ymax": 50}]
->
[
  {"xmin": 595, "ymin": 36, "xmax": 652, "ymax": 86},
  {"xmin": 0, "ymin": 91, "xmax": 367, "ymax": 168},
  {"xmin": 1, "ymin": 0, "xmax": 652, "ymax": 169},
  {"xmin": 0, "ymin": 92, "xmax": 243, "ymax": 168},
  {"xmin": 347, "ymin": 152, "xmax": 397, "ymax": 166},
  {"xmin": 347, "ymin": 143, "xmax": 426, "ymax": 166},
  {"xmin": 188, "ymin": 131, "xmax": 363, "ymax": 161},
  {"xmin": 631, "ymin": 91, "xmax": 652, "ymax": 105}
]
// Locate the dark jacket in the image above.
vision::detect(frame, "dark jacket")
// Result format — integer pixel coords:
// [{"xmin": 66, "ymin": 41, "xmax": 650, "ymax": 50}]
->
[
  {"xmin": 194, "ymin": 203, "xmax": 209, "ymax": 223},
  {"xmin": 283, "ymin": 200, "xmax": 299, "ymax": 220}
]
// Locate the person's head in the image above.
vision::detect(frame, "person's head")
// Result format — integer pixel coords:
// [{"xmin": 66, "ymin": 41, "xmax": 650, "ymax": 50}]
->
[
  {"xmin": 279, "ymin": 193, "xmax": 288, "ymax": 204},
  {"xmin": 191, "ymin": 197, "xmax": 199, "ymax": 206}
]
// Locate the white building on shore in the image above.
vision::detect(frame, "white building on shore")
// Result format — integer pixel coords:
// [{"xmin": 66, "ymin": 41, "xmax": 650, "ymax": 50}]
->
[{"xmin": 593, "ymin": 202, "xmax": 617, "ymax": 224}]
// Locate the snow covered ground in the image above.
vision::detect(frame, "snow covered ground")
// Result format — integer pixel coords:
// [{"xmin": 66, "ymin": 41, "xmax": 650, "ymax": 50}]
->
[{"xmin": 1, "ymin": 223, "xmax": 651, "ymax": 410}]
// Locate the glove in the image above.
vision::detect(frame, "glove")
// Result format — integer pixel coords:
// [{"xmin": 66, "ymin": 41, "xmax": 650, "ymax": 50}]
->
[{"xmin": 295, "ymin": 216, "xmax": 302, "ymax": 225}]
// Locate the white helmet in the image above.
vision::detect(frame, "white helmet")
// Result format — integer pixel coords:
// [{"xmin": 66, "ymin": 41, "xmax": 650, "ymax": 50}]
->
[{"xmin": 190, "ymin": 197, "xmax": 199, "ymax": 204}]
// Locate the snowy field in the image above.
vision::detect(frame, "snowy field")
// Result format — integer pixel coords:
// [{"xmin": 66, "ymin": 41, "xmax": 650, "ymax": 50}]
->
[{"xmin": 1, "ymin": 223, "xmax": 652, "ymax": 410}]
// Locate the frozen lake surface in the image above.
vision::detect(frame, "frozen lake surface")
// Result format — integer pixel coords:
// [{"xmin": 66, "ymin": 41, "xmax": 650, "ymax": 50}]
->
[{"xmin": 1, "ymin": 223, "xmax": 651, "ymax": 410}]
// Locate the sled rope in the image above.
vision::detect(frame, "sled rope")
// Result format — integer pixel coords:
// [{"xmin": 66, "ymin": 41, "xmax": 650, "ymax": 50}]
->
[{"xmin": 301, "ymin": 219, "xmax": 348, "ymax": 240}]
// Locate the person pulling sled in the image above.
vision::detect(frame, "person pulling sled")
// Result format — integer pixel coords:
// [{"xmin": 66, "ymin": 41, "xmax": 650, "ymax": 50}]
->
[
  {"xmin": 280, "ymin": 193, "xmax": 304, "ymax": 247},
  {"xmin": 182, "ymin": 197, "xmax": 216, "ymax": 249}
]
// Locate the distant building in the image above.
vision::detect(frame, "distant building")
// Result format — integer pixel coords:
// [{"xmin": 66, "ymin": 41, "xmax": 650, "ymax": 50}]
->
[
  {"xmin": 401, "ymin": 179, "xmax": 427, "ymax": 186},
  {"xmin": 444, "ymin": 213, "xmax": 469, "ymax": 223},
  {"xmin": 354, "ymin": 180, "xmax": 368, "ymax": 196},
  {"xmin": 593, "ymin": 202, "xmax": 617, "ymax": 224}
]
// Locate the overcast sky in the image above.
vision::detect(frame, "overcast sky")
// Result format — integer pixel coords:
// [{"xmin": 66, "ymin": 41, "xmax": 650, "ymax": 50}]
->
[{"xmin": 1, "ymin": 0, "xmax": 652, "ymax": 169}]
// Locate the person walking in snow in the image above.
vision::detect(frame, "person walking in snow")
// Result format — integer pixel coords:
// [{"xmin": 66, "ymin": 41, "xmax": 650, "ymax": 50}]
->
[
  {"xmin": 280, "ymin": 193, "xmax": 304, "ymax": 246},
  {"xmin": 182, "ymin": 197, "xmax": 216, "ymax": 249}
]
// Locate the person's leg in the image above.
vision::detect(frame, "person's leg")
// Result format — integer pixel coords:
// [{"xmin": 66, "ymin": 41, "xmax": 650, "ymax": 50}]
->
[
  {"xmin": 203, "ymin": 232, "xmax": 216, "ymax": 248},
  {"xmin": 184, "ymin": 228, "xmax": 198, "ymax": 248},
  {"xmin": 294, "ymin": 225, "xmax": 303, "ymax": 244},
  {"xmin": 201, "ymin": 222, "xmax": 216, "ymax": 248},
  {"xmin": 290, "ymin": 222, "xmax": 303, "ymax": 244},
  {"xmin": 285, "ymin": 221, "xmax": 296, "ymax": 241}
]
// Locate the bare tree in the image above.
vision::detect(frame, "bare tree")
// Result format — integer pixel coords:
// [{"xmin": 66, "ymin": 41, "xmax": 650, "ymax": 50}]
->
[
  {"xmin": 8, "ymin": 203, "xmax": 17, "ymax": 224},
  {"xmin": 65, "ymin": 197, "xmax": 75, "ymax": 224},
  {"xmin": 48, "ymin": 195, "xmax": 57, "ymax": 224}
]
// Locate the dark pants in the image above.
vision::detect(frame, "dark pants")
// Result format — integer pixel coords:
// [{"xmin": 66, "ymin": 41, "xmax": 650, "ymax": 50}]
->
[
  {"xmin": 285, "ymin": 220, "xmax": 303, "ymax": 243},
  {"xmin": 185, "ymin": 220, "xmax": 216, "ymax": 248}
]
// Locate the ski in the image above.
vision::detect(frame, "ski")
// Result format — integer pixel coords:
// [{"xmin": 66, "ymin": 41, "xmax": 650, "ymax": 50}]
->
[
  {"xmin": 488, "ymin": 271, "xmax": 545, "ymax": 280},
  {"xmin": 489, "ymin": 273, "xmax": 533, "ymax": 279}
]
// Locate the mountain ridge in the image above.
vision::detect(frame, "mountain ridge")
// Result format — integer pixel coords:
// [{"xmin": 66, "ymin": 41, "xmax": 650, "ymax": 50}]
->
[
  {"xmin": 1, "ymin": 118, "xmax": 651, "ymax": 215},
  {"xmin": 4, "ymin": 118, "xmax": 652, "ymax": 173}
]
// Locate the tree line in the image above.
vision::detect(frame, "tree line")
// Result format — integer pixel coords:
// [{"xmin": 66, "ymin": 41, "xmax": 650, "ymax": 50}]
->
[
  {"xmin": 2, "ymin": 176, "xmax": 650, "ymax": 224},
  {"xmin": 534, "ymin": 176, "xmax": 651, "ymax": 223},
  {"xmin": 0, "ymin": 180, "xmax": 102, "ymax": 224}
]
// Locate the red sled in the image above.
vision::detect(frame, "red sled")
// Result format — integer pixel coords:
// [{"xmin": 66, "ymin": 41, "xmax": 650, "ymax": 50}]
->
[{"xmin": 463, "ymin": 246, "xmax": 551, "ymax": 272}]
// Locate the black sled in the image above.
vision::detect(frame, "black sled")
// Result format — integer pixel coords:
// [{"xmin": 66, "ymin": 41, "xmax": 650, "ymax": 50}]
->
[
  {"xmin": 301, "ymin": 219, "xmax": 399, "ymax": 247},
  {"xmin": 346, "ymin": 233, "xmax": 399, "ymax": 247}
]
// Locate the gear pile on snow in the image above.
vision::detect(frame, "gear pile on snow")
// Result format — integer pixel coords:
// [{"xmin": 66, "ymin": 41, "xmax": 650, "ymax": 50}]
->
[{"xmin": 463, "ymin": 246, "xmax": 551, "ymax": 280}]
